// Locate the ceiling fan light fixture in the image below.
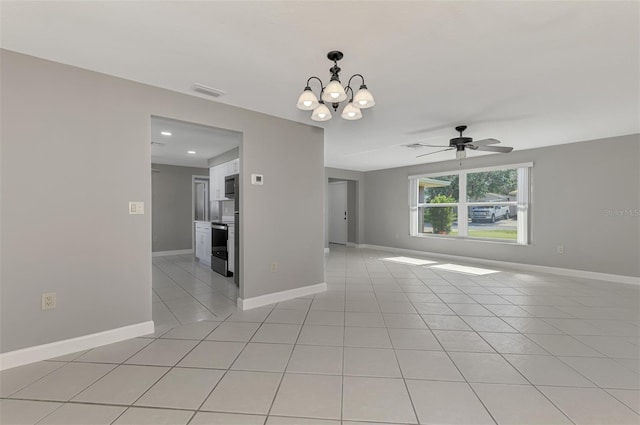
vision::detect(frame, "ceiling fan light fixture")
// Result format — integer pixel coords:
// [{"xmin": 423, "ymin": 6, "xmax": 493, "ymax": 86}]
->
[
  {"xmin": 296, "ymin": 87, "xmax": 319, "ymax": 110},
  {"xmin": 341, "ymin": 101, "xmax": 362, "ymax": 120},
  {"xmin": 353, "ymin": 85, "xmax": 375, "ymax": 108},
  {"xmin": 311, "ymin": 102, "xmax": 332, "ymax": 121}
]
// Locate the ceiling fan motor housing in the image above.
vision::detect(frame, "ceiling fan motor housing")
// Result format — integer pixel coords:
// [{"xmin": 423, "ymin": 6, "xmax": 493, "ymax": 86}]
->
[{"xmin": 450, "ymin": 137, "xmax": 472, "ymax": 148}]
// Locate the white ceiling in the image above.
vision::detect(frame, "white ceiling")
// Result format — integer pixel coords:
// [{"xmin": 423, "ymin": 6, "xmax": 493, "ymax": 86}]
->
[
  {"xmin": 150, "ymin": 116, "xmax": 241, "ymax": 168},
  {"xmin": 2, "ymin": 1, "xmax": 638, "ymax": 171}
]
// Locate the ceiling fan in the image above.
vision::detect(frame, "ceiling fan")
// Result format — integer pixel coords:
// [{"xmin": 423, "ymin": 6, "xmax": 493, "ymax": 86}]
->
[{"xmin": 416, "ymin": 125, "xmax": 513, "ymax": 159}]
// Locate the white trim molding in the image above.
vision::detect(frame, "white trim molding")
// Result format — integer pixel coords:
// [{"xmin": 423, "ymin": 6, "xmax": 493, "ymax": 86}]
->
[
  {"xmin": 0, "ymin": 321, "xmax": 155, "ymax": 371},
  {"xmin": 152, "ymin": 249, "xmax": 193, "ymax": 257},
  {"xmin": 358, "ymin": 244, "xmax": 640, "ymax": 286},
  {"xmin": 238, "ymin": 282, "xmax": 327, "ymax": 310}
]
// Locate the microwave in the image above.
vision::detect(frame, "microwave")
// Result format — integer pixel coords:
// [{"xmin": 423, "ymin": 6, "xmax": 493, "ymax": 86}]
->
[{"xmin": 224, "ymin": 174, "xmax": 238, "ymax": 199}]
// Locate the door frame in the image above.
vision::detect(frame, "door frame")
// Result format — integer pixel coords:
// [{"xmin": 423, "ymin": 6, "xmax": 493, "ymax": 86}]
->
[{"xmin": 328, "ymin": 181, "xmax": 348, "ymax": 245}]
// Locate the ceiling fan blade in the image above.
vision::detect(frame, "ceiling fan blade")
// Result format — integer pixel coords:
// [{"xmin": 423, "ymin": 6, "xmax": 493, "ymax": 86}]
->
[
  {"xmin": 471, "ymin": 138, "xmax": 500, "ymax": 146},
  {"xmin": 420, "ymin": 144, "xmax": 451, "ymax": 148},
  {"xmin": 472, "ymin": 145, "xmax": 513, "ymax": 153},
  {"xmin": 416, "ymin": 148, "xmax": 455, "ymax": 158}
]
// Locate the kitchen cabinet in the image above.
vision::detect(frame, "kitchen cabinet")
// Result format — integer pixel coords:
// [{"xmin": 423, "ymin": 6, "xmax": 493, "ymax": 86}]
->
[
  {"xmin": 210, "ymin": 158, "xmax": 240, "ymax": 201},
  {"xmin": 195, "ymin": 222, "xmax": 211, "ymax": 266},
  {"xmin": 227, "ymin": 224, "xmax": 235, "ymax": 273}
]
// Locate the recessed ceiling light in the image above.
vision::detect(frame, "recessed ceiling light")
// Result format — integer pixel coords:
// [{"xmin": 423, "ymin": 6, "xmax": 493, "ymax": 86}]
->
[
  {"xmin": 187, "ymin": 150, "xmax": 197, "ymax": 155},
  {"xmin": 161, "ymin": 131, "xmax": 172, "ymax": 136}
]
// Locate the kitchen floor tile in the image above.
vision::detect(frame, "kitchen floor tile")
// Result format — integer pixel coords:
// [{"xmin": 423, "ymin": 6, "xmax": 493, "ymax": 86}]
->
[
  {"xmin": 504, "ymin": 354, "xmax": 595, "ymax": 387},
  {"xmin": 72, "ymin": 364, "xmax": 168, "ymax": 405},
  {"xmin": 0, "ymin": 361, "xmax": 65, "ymax": 397},
  {"xmin": 231, "ymin": 343, "xmax": 293, "ymax": 372},
  {"xmin": 559, "ymin": 356, "xmax": 640, "ymax": 389},
  {"xmin": 205, "ymin": 321, "xmax": 260, "ymax": 342},
  {"xmin": 606, "ymin": 389, "xmax": 640, "ymax": 414},
  {"xmin": 251, "ymin": 323, "xmax": 301, "ymax": 344},
  {"xmin": 344, "ymin": 327, "xmax": 392, "ymax": 348},
  {"xmin": 270, "ymin": 373, "xmax": 342, "ymax": 419},
  {"xmin": 297, "ymin": 325, "xmax": 344, "ymax": 346},
  {"xmin": 265, "ymin": 309, "xmax": 308, "ymax": 325},
  {"xmin": 200, "ymin": 370, "xmax": 281, "ymax": 414},
  {"xmin": 539, "ymin": 386, "xmax": 640, "ymax": 425},
  {"xmin": 502, "ymin": 317, "xmax": 563, "ymax": 334},
  {"xmin": 342, "ymin": 376, "xmax": 417, "ymax": 423},
  {"xmin": 472, "ymin": 383, "xmax": 572, "ymax": 424},
  {"xmin": 37, "ymin": 403, "xmax": 125, "ymax": 425},
  {"xmin": 226, "ymin": 307, "xmax": 273, "ymax": 322},
  {"xmin": 461, "ymin": 316, "xmax": 517, "ymax": 333},
  {"xmin": 395, "ymin": 349, "xmax": 464, "ymax": 381},
  {"xmin": 0, "ymin": 399, "xmax": 61, "ymax": 425},
  {"xmin": 449, "ymin": 352, "xmax": 527, "ymax": 384},
  {"xmin": 112, "ymin": 407, "xmax": 194, "ymax": 425},
  {"xmin": 479, "ymin": 332, "xmax": 549, "ymax": 355},
  {"xmin": 525, "ymin": 334, "xmax": 605, "ymax": 357},
  {"xmin": 159, "ymin": 321, "xmax": 221, "ymax": 340},
  {"xmin": 405, "ymin": 379, "xmax": 493, "ymax": 425},
  {"xmin": 286, "ymin": 345, "xmax": 343, "ymax": 375},
  {"xmin": 574, "ymin": 335, "xmax": 640, "ymax": 358},
  {"xmin": 11, "ymin": 362, "xmax": 116, "ymax": 401},
  {"xmin": 266, "ymin": 416, "xmax": 340, "ymax": 425},
  {"xmin": 388, "ymin": 328, "xmax": 441, "ymax": 350},
  {"xmin": 421, "ymin": 314, "xmax": 472, "ymax": 331},
  {"xmin": 177, "ymin": 341, "xmax": 245, "ymax": 369},
  {"xmin": 412, "ymin": 302, "xmax": 456, "ymax": 315},
  {"xmin": 345, "ymin": 311, "xmax": 385, "ymax": 327},
  {"xmin": 304, "ymin": 310, "xmax": 344, "ymax": 326},
  {"xmin": 432, "ymin": 330, "xmax": 495, "ymax": 353},
  {"xmin": 125, "ymin": 339, "xmax": 199, "ymax": 366},
  {"xmin": 275, "ymin": 298, "xmax": 312, "ymax": 310},
  {"xmin": 447, "ymin": 303, "xmax": 494, "ymax": 316},
  {"xmin": 343, "ymin": 347, "xmax": 401, "ymax": 377},
  {"xmin": 135, "ymin": 368, "xmax": 223, "ymax": 410},
  {"xmin": 74, "ymin": 338, "xmax": 152, "ymax": 364},
  {"xmin": 190, "ymin": 412, "xmax": 266, "ymax": 425},
  {"xmin": 382, "ymin": 313, "xmax": 428, "ymax": 329}
]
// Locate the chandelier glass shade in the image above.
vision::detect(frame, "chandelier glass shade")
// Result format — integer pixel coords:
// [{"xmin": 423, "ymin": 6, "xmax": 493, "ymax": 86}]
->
[{"xmin": 297, "ymin": 51, "xmax": 375, "ymax": 121}]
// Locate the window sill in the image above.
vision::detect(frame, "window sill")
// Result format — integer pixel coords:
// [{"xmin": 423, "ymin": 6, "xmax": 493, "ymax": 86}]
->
[{"xmin": 411, "ymin": 233, "xmax": 530, "ymax": 246}]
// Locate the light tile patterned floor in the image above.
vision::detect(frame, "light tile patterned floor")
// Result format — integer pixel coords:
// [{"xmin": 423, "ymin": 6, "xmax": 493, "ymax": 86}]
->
[{"xmin": 2, "ymin": 246, "xmax": 640, "ymax": 424}]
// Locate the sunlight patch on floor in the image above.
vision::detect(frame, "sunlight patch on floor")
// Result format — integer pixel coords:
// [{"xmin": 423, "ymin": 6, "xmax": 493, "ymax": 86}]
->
[
  {"xmin": 382, "ymin": 256, "xmax": 437, "ymax": 266},
  {"xmin": 430, "ymin": 263, "xmax": 500, "ymax": 275}
]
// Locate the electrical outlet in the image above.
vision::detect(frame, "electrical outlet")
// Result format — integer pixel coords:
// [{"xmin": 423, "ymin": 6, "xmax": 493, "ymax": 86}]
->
[
  {"xmin": 271, "ymin": 262, "xmax": 277, "ymax": 273},
  {"xmin": 557, "ymin": 245, "xmax": 565, "ymax": 254},
  {"xmin": 42, "ymin": 292, "xmax": 56, "ymax": 310}
]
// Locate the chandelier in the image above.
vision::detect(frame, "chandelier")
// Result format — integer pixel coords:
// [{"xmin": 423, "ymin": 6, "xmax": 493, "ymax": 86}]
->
[{"xmin": 296, "ymin": 51, "xmax": 375, "ymax": 121}]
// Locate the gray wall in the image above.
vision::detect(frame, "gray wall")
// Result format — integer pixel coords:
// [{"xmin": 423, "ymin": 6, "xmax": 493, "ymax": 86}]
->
[
  {"xmin": 1, "ymin": 50, "xmax": 325, "ymax": 354},
  {"xmin": 325, "ymin": 168, "xmax": 365, "ymax": 247},
  {"xmin": 363, "ymin": 134, "xmax": 640, "ymax": 277},
  {"xmin": 208, "ymin": 147, "xmax": 239, "ymax": 167},
  {"xmin": 151, "ymin": 163, "xmax": 208, "ymax": 253}
]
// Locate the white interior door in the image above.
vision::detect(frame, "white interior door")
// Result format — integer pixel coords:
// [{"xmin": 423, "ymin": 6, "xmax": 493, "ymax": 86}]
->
[{"xmin": 328, "ymin": 181, "xmax": 348, "ymax": 245}]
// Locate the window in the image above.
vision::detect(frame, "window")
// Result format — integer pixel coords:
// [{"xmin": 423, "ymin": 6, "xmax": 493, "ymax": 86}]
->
[{"xmin": 409, "ymin": 163, "xmax": 531, "ymax": 244}]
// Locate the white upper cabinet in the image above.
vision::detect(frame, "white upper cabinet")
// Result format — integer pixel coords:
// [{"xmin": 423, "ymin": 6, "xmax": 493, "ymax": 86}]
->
[{"xmin": 210, "ymin": 158, "xmax": 240, "ymax": 201}]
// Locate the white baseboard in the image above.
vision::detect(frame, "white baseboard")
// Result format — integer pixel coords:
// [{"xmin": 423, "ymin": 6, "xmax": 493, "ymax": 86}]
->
[
  {"xmin": 0, "ymin": 321, "xmax": 155, "ymax": 371},
  {"xmin": 324, "ymin": 248, "xmax": 330, "ymax": 253},
  {"xmin": 152, "ymin": 249, "xmax": 193, "ymax": 257},
  {"xmin": 346, "ymin": 242, "xmax": 357, "ymax": 247},
  {"xmin": 238, "ymin": 282, "xmax": 327, "ymax": 310},
  {"xmin": 357, "ymin": 244, "xmax": 640, "ymax": 286}
]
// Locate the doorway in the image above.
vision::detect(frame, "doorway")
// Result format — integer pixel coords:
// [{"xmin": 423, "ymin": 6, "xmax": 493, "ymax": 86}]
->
[{"xmin": 328, "ymin": 181, "xmax": 348, "ymax": 245}]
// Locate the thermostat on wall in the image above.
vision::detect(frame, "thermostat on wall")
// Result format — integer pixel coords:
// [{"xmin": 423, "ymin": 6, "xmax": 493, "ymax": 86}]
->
[{"xmin": 251, "ymin": 174, "xmax": 264, "ymax": 185}]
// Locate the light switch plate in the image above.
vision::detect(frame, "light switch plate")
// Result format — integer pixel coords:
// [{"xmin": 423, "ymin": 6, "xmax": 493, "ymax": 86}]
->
[
  {"xmin": 129, "ymin": 201, "xmax": 144, "ymax": 214},
  {"xmin": 251, "ymin": 174, "xmax": 264, "ymax": 185}
]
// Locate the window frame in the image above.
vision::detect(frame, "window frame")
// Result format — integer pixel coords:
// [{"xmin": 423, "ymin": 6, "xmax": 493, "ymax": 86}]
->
[{"xmin": 409, "ymin": 162, "xmax": 532, "ymax": 245}]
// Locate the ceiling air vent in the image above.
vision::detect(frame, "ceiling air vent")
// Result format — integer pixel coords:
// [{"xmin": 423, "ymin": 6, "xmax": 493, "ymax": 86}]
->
[
  {"xmin": 193, "ymin": 83, "xmax": 226, "ymax": 98},
  {"xmin": 402, "ymin": 142, "xmax": 428, "ymax": 150}
]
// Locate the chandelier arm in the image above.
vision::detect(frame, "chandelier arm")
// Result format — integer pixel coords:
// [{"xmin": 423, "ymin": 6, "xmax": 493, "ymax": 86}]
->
[
  {"xmin": 306, "ymin": 76, "xmax": 324, "ymax": 91},
  {"xmin": 346, "ymin": 73, "xmax": 366, "ymax": 92},
  {"xmin": 345, "ymin": 85, "xmax": 355, "ymax": 101}
]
